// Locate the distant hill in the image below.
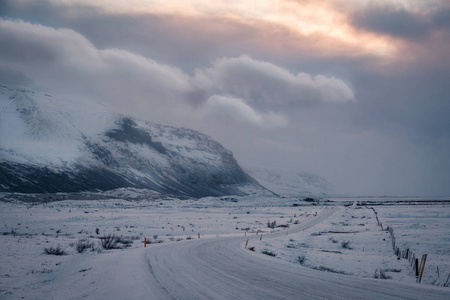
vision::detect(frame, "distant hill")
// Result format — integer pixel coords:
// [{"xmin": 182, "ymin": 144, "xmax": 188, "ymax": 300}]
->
[{"xmin": 244, "ymin": 166, "xmax": 332, "ymax": 197}]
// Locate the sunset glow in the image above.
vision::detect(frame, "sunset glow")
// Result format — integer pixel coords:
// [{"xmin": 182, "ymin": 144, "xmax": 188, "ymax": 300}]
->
[{"xmin": 45, "ymin": 0, "xmax": 411, "ymax": 58}]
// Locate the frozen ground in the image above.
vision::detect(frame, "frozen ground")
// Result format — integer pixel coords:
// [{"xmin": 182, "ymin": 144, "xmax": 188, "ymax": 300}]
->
[
  {"xmin": 0, "ymin": 194, "xmax": 449, "ymax": 299},
  {"xmin": 252, "ymin": 202, "xmax": 450, "ymax": 287},
  {"xmin": 377, "ymin": 204, "xmax": 450, "ymax": 286}
]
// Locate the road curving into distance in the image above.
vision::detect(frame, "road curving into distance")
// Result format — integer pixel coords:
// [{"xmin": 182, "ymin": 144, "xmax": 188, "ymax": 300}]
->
[{"xmin": 144, "ymin": 207, "xmax": 450, "ymax": 299}]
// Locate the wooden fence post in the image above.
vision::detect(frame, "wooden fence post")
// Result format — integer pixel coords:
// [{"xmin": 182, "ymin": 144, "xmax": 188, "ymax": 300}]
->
[
  {"xmin": 144, "ymin": 237, "xmax": 147, "ymax": 247},
  {"xmin": 415, "ymin": 258, "xmax": 419, "ymax": 277},
  {"xmin": 418, "ymin": 254, "xmax": 427, "ymax": 283}
]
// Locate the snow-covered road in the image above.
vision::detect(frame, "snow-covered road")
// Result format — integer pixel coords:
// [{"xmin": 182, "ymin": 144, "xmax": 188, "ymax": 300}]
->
[{"xmin": 144, "ymin": 208, "xmax": 450, "ymax": 299}]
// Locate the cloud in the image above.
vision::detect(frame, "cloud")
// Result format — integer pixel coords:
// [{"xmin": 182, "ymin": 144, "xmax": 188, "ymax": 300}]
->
[
  {"xmin": 351, "ymin": 3, "xmax": 450, "ymax": 40},
  {"xmin": 204, "ymin": 95, "xmax": 287, "ymax": 128},
  {"xmin": 0, "ymin": 18, "xmax": 193, "ymax": 120},
  {"xmin": 0, "ymin": 19, "xmax": 354, "ymax": 126},
  {"xmin": 353, "ymin": 5, "xmax": 428, "ymax": 39},
  {"xmin": 194, "ymin": 55, "xmax": 356, "ymax": 109},
  {"xmin": 1, "ymin": 0, "xmax": 399, "ymax": 69},
  {"xmin": 432, "ymin": 7, "xmax": 450, "ymax": 29}
]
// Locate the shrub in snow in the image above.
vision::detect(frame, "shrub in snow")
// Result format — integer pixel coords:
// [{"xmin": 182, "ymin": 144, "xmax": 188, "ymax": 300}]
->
[
  {"xmin": 328, "ymin": 237, "xmax": 338, "ymax": 244},
  {"xmin": 262, "ymin": 250, "xmax": 276, "ymax": 257},
  {"xmin": 374, "ymin": 269, "xmax": 391, "ymax": 279},
  {"xmin": 341, "ymin": 241, "xmax": 351, "ymax": 249},
  {"xmin": 29, "ymin": 268, "xmax": 53, "ymax": 274},
  {"xmin": 298, "ymin": 255, "xmax": 306, "ymax": 265},
  {"xmin": 316, "ymin": 266, "xmax": 347, "ymax": 275},
  {"xmin": 2, "ymin": 228, "xmax": 18, "ymax": 236},
  {"xmin": 119, "ymin": 236, "xmax": 134, "ymax": 247},
  {"xmin": 44, "ymin": 246, "xmax": 67, "ymax": 256},
  {"xmin": 286, "ymin": 244, "xmax": 296, "ymax": 249},
  {"xmin": 99, "ymin": 234, "xmax": 120, "ymax": 249},
  {"xmin": 76, "ymin": 238, "xmax": 95, "ymax": 253},
  {"xmin": 267, "ymin": 220, "xmax": 276, "ymax": 229},
  {"xmin": 99, "ymin": 235, "xmax": 134, "ymax": 249}
]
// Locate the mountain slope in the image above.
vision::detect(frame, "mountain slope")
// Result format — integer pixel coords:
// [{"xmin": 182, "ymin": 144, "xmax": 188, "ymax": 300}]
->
[
  {"xmin": 244, "ymin": 166, "xmax": 332, "ymax": 197},
  {"xmin": 0, "ymin": 84, "xmax": 267, "ymax": 197}
]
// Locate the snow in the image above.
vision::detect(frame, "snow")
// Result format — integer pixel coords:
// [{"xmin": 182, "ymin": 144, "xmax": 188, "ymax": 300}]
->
[
  {"xmin": 244, "ymin": 165, "xmax": 332, "ymax": 196},
  {"xmin": 1, "ymin": 84, "xmax": 262, "ymax": 196},
  {"xmin": 1, "ymin": 195, "xmax": 449, "ymax": 299},
  {"xmin": 0, "ymin": 84, "xmax": 115, "ymax": 167},
  {"xmin": 251, "ymin": 205, "xmax": 416, "ymax": 283},
  {"xmin": 376, "ymin": 205, "xmax": 450, "ymax": 286}
]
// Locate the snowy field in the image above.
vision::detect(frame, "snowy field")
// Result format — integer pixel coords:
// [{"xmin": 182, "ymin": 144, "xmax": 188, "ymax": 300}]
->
[
  {"xmin": 251, "ymin": 201, "xmax": 450, "ymax": 287},
  {"xmin": 0, "ymin": 193, "xmax": 449, "ymax": 298},
  {"xmin": 377, "ymin": 204, "xmax": 450, "ymax": 286}
]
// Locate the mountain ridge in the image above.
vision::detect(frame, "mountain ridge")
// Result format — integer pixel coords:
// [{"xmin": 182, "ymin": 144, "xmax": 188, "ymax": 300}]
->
[{"xmin": 0, "ymin": 84, "xmax": 268, "ymax": 197}]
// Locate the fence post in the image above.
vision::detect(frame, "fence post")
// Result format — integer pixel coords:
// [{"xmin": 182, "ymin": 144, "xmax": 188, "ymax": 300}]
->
[
  {"xmin": 144, "ymin": 237, "xmax": 147, "ymax": 247},
  {"xmin": 418, "ymin": 254, "xmax": 427, "ymax": 283},
  {"xmin": 415, "ymin": 258, "xmax": 419, "ymax": 277},
  {"xmin": 417, "ymin": 255, "xmax": 424, "ymax": 282}
]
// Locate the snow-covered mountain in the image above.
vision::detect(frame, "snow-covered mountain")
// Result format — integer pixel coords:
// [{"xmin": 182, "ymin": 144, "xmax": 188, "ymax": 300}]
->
[
  {"xmin": 244, "ymin": 166, "xmax": 332, "ymax": 197},
  {"xmin": 0, "ymin": 84, "xmax": 268, "ymax": 197}
]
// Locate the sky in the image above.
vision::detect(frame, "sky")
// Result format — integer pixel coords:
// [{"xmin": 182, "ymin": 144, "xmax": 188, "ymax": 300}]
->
[{"xmin": 1, "ymin": 0, "xmax": 450, "ymax": 196}]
